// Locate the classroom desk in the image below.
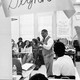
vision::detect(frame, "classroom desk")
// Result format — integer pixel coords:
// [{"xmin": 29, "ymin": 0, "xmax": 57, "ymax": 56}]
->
[
  {"xmin": 12, "ymin": 76, "xmax": 75, "ymax": 80},
  {"xmin": 12, "ymin": 68, "xmax": 79, "ymax": 80},
  {"xmin": 12, "ymin": 63, "xmax": 35, "ymax": 80},
  {"xmin": 12, "ymin": 65, "xmax": 80, "ymax": 80}
]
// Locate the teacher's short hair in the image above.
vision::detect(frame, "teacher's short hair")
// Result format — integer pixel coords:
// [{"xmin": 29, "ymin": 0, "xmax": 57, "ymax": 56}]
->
[{"xmin": 42, "ymin": 29, "xmax": 48, "ymax": 33}]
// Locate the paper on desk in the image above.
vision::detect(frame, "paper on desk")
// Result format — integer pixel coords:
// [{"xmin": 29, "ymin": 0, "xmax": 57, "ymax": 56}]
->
[
  {"xmin": 22, "ymin": 63, "xmax": 34, "ymax": 71},
  {"xmin": 22, "ymin": 63, "xmax": 35, "ymax": 78}
]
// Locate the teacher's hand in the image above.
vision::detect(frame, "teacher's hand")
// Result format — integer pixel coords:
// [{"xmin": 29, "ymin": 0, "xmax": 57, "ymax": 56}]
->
[{"xmin": 38, "ymin": 41, "xmax": 43, "ymax": 45}]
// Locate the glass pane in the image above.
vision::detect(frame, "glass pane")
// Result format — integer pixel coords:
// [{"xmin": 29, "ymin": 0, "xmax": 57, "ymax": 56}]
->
[
  {"xmin": 20, "ymin": 14, "xmax": 34, "ymax": 41},
  {"xmin": 38, "ymin": 15, "xmax": 52, "ymax": 40}
]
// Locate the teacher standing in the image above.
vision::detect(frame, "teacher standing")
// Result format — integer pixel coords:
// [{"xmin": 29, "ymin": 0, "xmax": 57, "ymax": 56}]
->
[{"xmin": 39, "ymin": 29, "xmax": 54, "ymax": 77}]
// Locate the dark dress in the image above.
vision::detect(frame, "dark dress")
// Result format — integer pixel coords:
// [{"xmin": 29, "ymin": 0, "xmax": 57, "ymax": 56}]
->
[{"xmin": 32, "ymin": 45, "xmax": 42, "ymax": 69}]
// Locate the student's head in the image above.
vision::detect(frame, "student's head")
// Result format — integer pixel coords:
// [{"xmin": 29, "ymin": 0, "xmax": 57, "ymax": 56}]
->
[
  {"xmin": 18, "ymin": 37, "xmax": 23, "ymax": 42},
  {"xmin": 41, "ymin": 29, "xmax": 48, "ymax": 38},
  {"xmin": 54, "ymin": 42, "xmax": 65, "ymax": 57},
  {"xmin": 32, "ymin": 38, "xmax": 38, "ymax": 46},
  {"xmin": 29, "ymin": 73, "xmax": 48, "ymax": 80},
  {"xmin": 24, "ymin": 40, "xmax": 31, "ymax": 47},
  {"xmin": 73, "ymin": 40, "xmax": 79, "ymax": 47}
]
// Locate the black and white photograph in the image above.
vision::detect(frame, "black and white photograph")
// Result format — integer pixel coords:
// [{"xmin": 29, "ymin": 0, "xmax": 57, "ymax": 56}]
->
[{"xmin": 0, "ymin": 0, "xmax": 80, "ymax": 80}]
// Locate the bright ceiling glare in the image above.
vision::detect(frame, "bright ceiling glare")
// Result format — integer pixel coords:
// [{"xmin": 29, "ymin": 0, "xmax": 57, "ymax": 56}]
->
[{"xmin": 76, "ymin": 0, "xmax": 80, "ymax": 3}]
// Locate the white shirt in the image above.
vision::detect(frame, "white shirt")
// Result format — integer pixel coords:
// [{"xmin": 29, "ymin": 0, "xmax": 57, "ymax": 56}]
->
[
  {"xmin": 23, "ymin": 46, "xmax": 32, "ymax": 55},
  {"xmin": 52, "ymin": 55, "xmax": 75, "ymax": 76},
  {"xmin": 43, "ymin": 36, "xmax": 53, "ymax": 50}
]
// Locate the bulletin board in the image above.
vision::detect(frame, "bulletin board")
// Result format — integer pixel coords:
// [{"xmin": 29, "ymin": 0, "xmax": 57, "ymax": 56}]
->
[{"xmin": 56, "ymin": 11, "xmax": 71, "ymax": 40}]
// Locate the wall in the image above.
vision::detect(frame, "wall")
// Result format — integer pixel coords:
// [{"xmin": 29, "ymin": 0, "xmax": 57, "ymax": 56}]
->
[
  {"xmin": 11, "ymin": 14, "xmax": 34, "ymax": 42},
  {"xmin": 0, "ymin": 1, "xmax": 12, "ymax": 79},
  {"xmin": 11, "ymin": 16, "xmax": 20, "ymax": 43},
  {"xmin": 20, "ymin": 14, "xmax": 34, "ymax": 41}
]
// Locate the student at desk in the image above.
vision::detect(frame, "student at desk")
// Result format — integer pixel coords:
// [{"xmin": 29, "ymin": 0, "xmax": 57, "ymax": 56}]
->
[
  {"xmin": 52, "ymin": 42, "xmax": 75, "ymax": 79},
  {"xmin": 12, "ymin": 54, "xmax": 22, "ymax": 75},
  {"xmin": 22, "ymin": 40, "xmax": 33, "ymax": 64}
]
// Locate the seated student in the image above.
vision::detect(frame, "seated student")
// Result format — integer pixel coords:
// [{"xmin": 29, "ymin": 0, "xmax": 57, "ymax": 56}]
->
[
  {"xmin": 32, "ymin": 38, "xmax": 40, "ymax": 70},
  {"xmin": 12, "ymin": 54, "xmax": 22, "ymax": 75},
  {"xmin": 12, "ymin": 39, "xmax": 18, "ymax": 58},
  {"xmin": 17, "ymin": 37, "xmax": 24, "ymax": 53},
  {"xmin": 22, "ymin": 40, "xmax": 33, "ymax": 64},
  {"xmin": 29, "ymin": 73, "xmax": 48, "ymax": 80},
  {"xmin": 52, "ymin": 42, "xmax": 75, "ymax": 79}
]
